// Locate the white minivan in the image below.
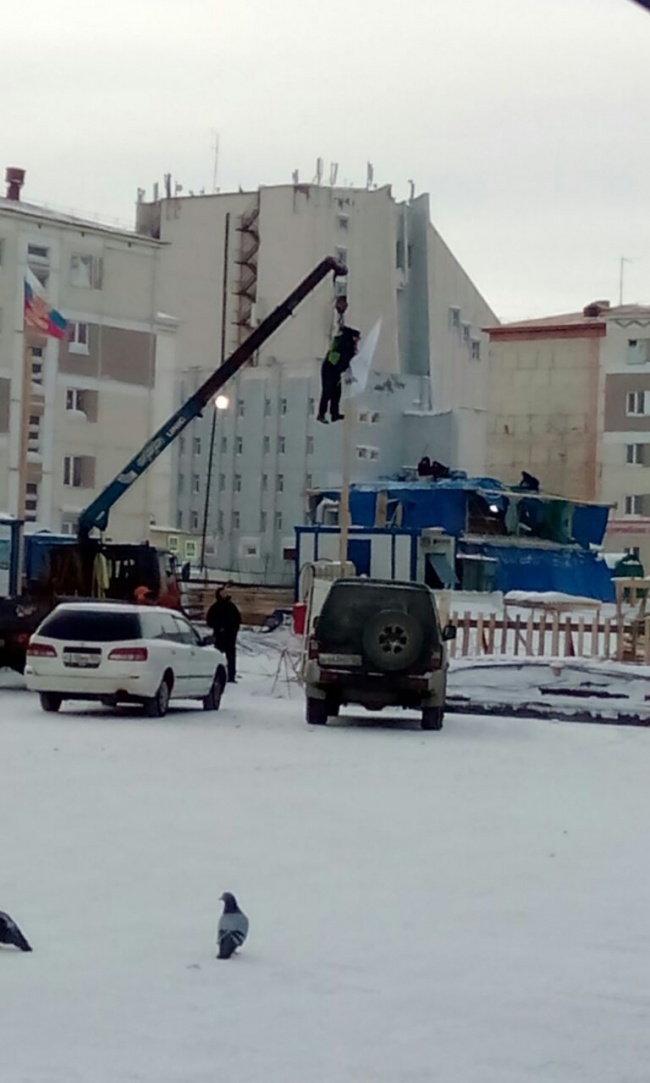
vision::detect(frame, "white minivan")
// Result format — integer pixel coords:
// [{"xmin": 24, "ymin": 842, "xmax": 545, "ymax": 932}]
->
[{"xmin": 25, "ymin": 602, "xmax": 227, "ymax": 717}]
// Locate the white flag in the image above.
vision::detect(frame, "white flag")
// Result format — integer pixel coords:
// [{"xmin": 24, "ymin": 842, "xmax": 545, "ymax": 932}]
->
[{"xmin": 342, "ymin": 319, "xmax": 382, "ymax": 400}]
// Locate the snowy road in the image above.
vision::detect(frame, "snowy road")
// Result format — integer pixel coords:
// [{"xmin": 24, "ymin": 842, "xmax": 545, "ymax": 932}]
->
[{"xmin": 1, "ymin": 648, "xmax": 650, "ymax": 1082}]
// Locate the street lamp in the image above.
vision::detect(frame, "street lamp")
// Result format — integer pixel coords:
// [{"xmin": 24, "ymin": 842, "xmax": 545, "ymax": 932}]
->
[{"xmin": 200, "ymin": 392, "xmax": 230, "ymax": 573}]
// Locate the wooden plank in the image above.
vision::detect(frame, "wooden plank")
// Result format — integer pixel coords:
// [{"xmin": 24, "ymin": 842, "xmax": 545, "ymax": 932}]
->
[
  {"xmin": 500, "ymin": 615, "xmax": 508, "ymax": 656},
  {"xmin": 476, "ymin": 614, "xmax": 485, "ymax": 655},
  {"xmin": 525, "ymin": 613, "xmax": 534, "ymax": 656},
  {"xmin": 591, "ymin": 611, "xmax": 600, "ymax": 657},
  {"xmin": 514, "ymin": 614, "xmax": 521, "ymax": 657},
  {"xmin": 461, "ymin": 611, "xmax": 471, "ymax": 657},
  {"xmin": 577, "ymin": 617, "xmax": 585, "ymax": 657},
  {"xmin": 537, "ymin": 612, "xmax": 547, "ymax": 657},
  {"xmin": 487, "ymin": 613, "xmax": 497, "ymax": 654},
  {"xmin": 603, "ymin": 616, "xmax": 611, "ymax": 658},
  {"xmin": 551, "ymin": 613, "xmax": 560, "ymax": 657}
]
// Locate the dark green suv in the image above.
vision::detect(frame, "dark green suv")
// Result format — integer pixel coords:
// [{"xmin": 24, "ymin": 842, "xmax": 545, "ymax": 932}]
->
[{"xmin": 303, "ymin": 578, "xmax": 456, "ymax": 731}]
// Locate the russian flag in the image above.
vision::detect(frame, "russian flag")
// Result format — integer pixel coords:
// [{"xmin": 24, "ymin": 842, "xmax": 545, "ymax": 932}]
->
[{"xmin": 24, "ymin": 268, "xmax": 68, "ymax": 340}]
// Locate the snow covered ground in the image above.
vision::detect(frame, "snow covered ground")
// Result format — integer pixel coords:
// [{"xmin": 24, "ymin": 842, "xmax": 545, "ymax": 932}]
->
[{"xmin": 2, "ymin": 636, "xmax": 650, "ymax": 1082}]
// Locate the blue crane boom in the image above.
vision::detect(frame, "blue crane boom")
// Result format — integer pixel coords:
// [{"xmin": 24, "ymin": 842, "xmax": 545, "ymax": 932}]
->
[{"xmin": 77, "ymin": 256, "xmax": 346, "ymax": 540}]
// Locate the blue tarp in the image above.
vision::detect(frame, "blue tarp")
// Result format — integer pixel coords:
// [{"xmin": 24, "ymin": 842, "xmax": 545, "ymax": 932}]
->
[{"xmin": 458, "ymin": 541, "xmax": 615, "ymax": 602}]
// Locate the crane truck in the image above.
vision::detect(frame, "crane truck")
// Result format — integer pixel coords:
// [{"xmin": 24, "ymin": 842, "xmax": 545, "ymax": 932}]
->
[{"xmin": 0, "ymin": 256, "xmax": 346, "ymax": 673}]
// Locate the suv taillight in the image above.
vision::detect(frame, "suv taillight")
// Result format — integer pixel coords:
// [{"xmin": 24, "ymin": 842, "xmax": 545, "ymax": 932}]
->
[
  {"xmin": 308, "ymin": 636, "xmax": 319, "ymax": 660},
  {"xmin": 26, "ymin": 641, "xmax": 57, "ymax": 658},
  {"xmin": 108, "ymin": 646, "xmax": 148, "ymax": 662}
]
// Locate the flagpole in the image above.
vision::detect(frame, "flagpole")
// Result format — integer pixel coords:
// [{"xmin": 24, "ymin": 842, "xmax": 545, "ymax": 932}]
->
[
  {"xmin": 17, "ymin": 334, "xmax": 31, "ymax": 522},
  {"xmin": 339, "ymin": 408, "xmax": 352, "ymax": 567}
]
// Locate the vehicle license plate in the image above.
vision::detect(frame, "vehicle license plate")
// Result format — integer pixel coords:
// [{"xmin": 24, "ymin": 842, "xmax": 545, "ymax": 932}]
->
[
  {"xmin": 319, "ymin": 653, "xmax": 362, "ymax": 667},
  {"xmin": 64, "ymin": 651, "xmax": 100, "ymax": 668}
]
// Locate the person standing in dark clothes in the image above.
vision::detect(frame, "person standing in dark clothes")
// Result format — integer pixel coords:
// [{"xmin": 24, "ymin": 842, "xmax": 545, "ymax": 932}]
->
[
  {"xmin": 317, "ymin": 326, "xmax": 360, "ymax": 423},
  {"xmin": 206, "ymin": 583, "xmax": 241, "ymax": 682}
]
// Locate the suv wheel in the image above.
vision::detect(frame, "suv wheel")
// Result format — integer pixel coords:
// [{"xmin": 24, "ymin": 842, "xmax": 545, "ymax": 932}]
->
[
  {"xmin": 203, "ymin": 667, "xmax": 226, "ymax": 711},
  {"xmin": 421, "ymin": 706, "xmax": 444, "ymax": 731},
  {"xmin": 362, "ymin": 609, "xmax": 423, "ymax": 672},
  {"xmin": 40, "ymin": 692, "xmax": 62, "ymax": 713},
  {"xmin": 144, "ymin": 677, "xmax": 171, "ymax": 718},
  {"xmin": 306, "ymin": 696, "xmax": 328, "ymax": 725}
]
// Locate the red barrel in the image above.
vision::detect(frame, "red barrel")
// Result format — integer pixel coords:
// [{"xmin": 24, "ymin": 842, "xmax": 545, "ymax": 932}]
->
[{"xmin": 292, "ymin": 602, "xmax": 307, "ymax": 635}]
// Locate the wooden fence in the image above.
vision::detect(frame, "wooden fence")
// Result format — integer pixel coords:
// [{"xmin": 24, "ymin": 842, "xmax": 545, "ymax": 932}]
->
[{"xmin": 448, "ymin": 610, "xmax": 650, "ymax": 663}]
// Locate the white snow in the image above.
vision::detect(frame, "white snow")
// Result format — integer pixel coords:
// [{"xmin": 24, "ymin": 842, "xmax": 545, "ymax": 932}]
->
[{"xmin": 2, "ymin": 635, "xmax": 650, "ymax": 1082}]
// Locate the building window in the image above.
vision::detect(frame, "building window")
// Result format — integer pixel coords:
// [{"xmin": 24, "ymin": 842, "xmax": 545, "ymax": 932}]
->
[
  {"xmin": 237, "ymin": 400, "xmax": 245, "ymax": 418},
  {"xmin": 260, "ymin": 511, "xmax": 267, "ymax": 532},
  {"xmin": 219, "ymin": 473, "xmax": 225, "ymax": 491},
  {"xmin": 263, "ymin": 436, "xmax": 270, "ymax": 454},
  {"xmin": 261, "ymin": 473, "xmax": 268, "ymax": 491},
  {"xmin": 234, "ymin": 474, "xmax": 242, "ymax": 492},
  {"xmin": 462, "ymin": 323, "xmax": 471, "ymax": 344},
  {"xmin": 279, "ymin": 436, "xmax": 286, "ymax": 454},
  {"xmin": 264, "ymin": 398, "xmax": 272, "ymax": 417},
  {"xmin": 178, "ymin": 474, "xmax": 185, "ymax": 493},
  {"xmin": 276, "ymin": 474, "xmax": 284, "ymax": 492},
  {"xmin": 192, "ymin": 474, "xmax": 200, "ymax": 494},
  {"xmin": 24, "ymin": 480, "xmax": 38, "ymax": 521},
  {"xmin": 27, "ymin": 414, "xmax": 41, "ymax": 451},
  {"xmin": 63, "ymin": 455, "xmax": 94, "ymax": 488},
  {"xmin": 627, "ymin": 339, "xmax": 650, "ymax": 365},
  {"xmin": 69, "ymin": 321, "xmax": 89, "ymax": 354},
  {"xmin": 233, "ymin": 510, "xmax": 240, "ymax": 530},
  {"xmin": 221, "ymin": 436, "xmax": 228, "ymax": 453},
  {"xmin": 626, "ymin": 391, "xmax": 648, "ymax": 416},
  {"xmin": 280, "ymin": 398, "xmax": 288, "ymax": 416},
  {"xmin": 27, "ymin": 244, "xmax": 50, "ymax": 285},
  {"xmin": 449, "ymin": 306, "xmax": 461, "ymax": 330},
  {"xmin": 308, "ymin": 397, "xmax": 315, "ymax": 416},
  {"xmin": 470, "ymin": 339, "xmax": 481, "ymax": 361},
  {"xmin": 193, "ymin": 437, "xmax": 201, "ymax": 455},
  {"xmin": 179, "ymin": 436, "xmax": 185, "ymax": 454},
  {"xmin": 306, "ymin": 435, "xmax": 314, "ymax": 455},
  {"xmin": 236, "ymin": 436, "xmax": 243, "ymax": 454},
  {"xmin": 191, "ymin": 510, "xmax": 199, "ymax": 530},
  {"xmin": 624, "ymin": 495, "xmax": 644, "ymax": 515},
  {"xmin": 275, "ymin": 511, "xmax": 283, "ymax": 530},
  {"xmin": 625, "ymin": 545, "xmax": 641, "ymax": 559},
  {"xmin": 69, "ymin": 253, "xmax": 103, "ymax": 289},
  {"xmin": 337, "ymin": 214, "xmax": 349, "ymax": 231},
  {"xmin": 335, "ymin": 246, "xmax": 347, "ymax": 266},
  {"xmin": 217, "ymin": 511, "xmax": 224, "ymax": 533},
  {"xmin": 626, "ymin": 444, "xmax": 646, "ymax": 466},
  {"xmin": 30, "ymin": 352, "xmax": 44, "ymax": 386},
  {"xmin": 176, "ymin": 510, "xmax": 183, "ymax": 529},
  {"xmin": 65, "ymin": 388, "xmax": 89, "ymax": 413}
]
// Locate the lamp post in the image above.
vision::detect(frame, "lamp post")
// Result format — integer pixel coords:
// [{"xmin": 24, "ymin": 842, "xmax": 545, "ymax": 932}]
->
[{"xmin": 200, "ymin": 393, "xmax": 229, "ymax": 572}]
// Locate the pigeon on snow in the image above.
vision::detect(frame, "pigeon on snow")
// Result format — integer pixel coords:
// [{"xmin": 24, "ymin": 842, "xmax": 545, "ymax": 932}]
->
[
  {"xmin": 0, "ymin": 911, "xmax": 32, "ymax": 952},
  {"xmin": 217, "ymin": 892, "xmax": 248, "ymax": 959}
]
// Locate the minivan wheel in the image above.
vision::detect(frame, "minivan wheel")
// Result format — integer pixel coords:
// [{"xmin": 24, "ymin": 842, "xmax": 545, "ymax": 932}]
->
[
  {"xmin": 421, "ymin": 706, "xmax": 444, "ymax": 731},
  {"xmin": 306, "ymin": 696, "xmax": 328, "ymax": 725},
  {"xmin": 40, "ymin": 692, "xmax": 62, "ymax": 713},
  {"xmin": 144, "ymin": 677, "xmax": 171, "ymax": 718},
  {"xmin": 203, "ymin": 667, "xmax": 226, "ymax": 711}
]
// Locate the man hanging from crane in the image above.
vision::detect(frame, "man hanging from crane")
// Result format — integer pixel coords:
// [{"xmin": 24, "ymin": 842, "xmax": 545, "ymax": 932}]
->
[{"xmin": 317, "ymin": 324, "xmax": 360, "ymax": 424}]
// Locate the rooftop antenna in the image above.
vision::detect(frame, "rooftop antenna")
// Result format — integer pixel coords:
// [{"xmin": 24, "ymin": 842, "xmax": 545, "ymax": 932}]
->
[
  {"xmin": 329, "ymin": 162, "xmax": 339, "ymax": 186},
  {"xmin": 163, "ymin": 174, "xmax": 172, "ymax": 199},
  {"xmin": 314, "ymin": 157, "xmax": 324, "ymax": 185},
  {"xmin": 408, "ymin": 179, "xmax": 415, "ymax": 202},
  {"xmin": 212, "ymin": 131, "xmax": 220, "ymax": 193},
  {"xmin": 292, "ymin": 169, "xmax": 300, "ymax": 184},
  {"xmin": 619, "ymin": 256, "xmax": 634, "ymax": 305},
  {"xmin": 136, "ymin": 187, "xmax": 145, "ymax": 203},
  {"xmin": 366, "ymin": 162, "xmax": 374, "ymax": 189},
  {"xmin": 153, "ymin": 182, "xmax": 160, "ymax": 202}
]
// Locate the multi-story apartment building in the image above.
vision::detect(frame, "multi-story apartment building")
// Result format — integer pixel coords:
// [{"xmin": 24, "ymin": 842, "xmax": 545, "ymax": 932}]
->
[
  {"xmin": 136, "ymin": 181, "xmax": 496, "ymax": 581},
  {"xmin": 0, "ymin": 169, "xmax": 177, "ymax": 541},
  {"xmin": 486, "ymin": 299, "xmax": 650, "ymax": 565}
]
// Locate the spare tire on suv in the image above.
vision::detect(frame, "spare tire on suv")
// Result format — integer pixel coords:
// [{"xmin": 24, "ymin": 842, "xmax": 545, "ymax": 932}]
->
[{"xmin": 304, "ymin": 578, "xmax": 455, "ymax": 730}]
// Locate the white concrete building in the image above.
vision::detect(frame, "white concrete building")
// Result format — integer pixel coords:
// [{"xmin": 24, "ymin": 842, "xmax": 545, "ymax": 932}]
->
[
  {"xmin": 0, "ymin": 169, "xmax": 177, "ymax": 541},
  {"xmin": 136, "ymin": 181, "xmax": 496, "ymax": 582}
]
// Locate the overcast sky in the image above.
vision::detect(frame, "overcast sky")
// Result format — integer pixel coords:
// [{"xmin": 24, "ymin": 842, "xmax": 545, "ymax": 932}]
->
[{"xmin": 4, "ymin": 0, "xmax": 649, "ymax": 320}]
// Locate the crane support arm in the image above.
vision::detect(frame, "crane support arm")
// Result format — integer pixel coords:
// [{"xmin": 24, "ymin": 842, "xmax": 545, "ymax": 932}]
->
[{"xmin": 77, "ymin": 256, "xmax": 346, "ymax": 539}]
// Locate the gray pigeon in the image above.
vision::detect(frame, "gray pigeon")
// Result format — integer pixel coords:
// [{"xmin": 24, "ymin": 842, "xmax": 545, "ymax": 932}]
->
[
  {"xmin": 0, "ymin": 910, "xmax": 32, "ymax": 952},
  {"xmin": 217, "ymin": 892, "xmax": 248, "ymax": 959}
]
